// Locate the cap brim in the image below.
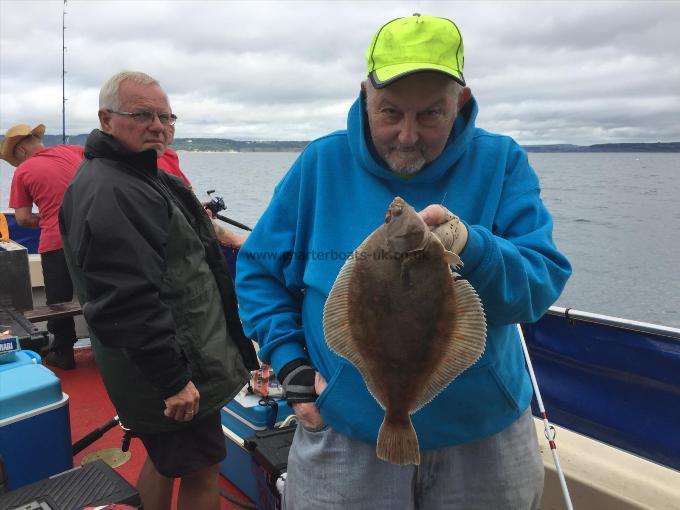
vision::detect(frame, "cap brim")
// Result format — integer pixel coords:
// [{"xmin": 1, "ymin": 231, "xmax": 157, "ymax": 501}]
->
[{"xmin": 370, "ymin": 62, "xmax": 465, "ymax": 88}]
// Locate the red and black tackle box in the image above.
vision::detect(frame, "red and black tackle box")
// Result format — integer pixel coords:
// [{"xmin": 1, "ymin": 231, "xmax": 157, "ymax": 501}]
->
[{"xmin": 220, "ymin": 389, "xmax": 295, "ymax": 508}]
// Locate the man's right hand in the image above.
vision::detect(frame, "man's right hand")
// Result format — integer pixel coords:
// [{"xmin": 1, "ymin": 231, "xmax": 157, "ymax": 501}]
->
[
  {"xmin": 292, "ymin": 372, "xmax": 327, "ymax": 429},
  {"xmin": 164, "ymin": 380, "xmax": 200, "ymax": 422}
]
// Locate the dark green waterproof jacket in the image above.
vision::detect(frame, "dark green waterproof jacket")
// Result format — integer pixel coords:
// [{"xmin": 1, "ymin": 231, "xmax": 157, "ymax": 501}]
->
[{"xmin": 59, "ymin": 129, "xmax": 258, "ymax": 433}]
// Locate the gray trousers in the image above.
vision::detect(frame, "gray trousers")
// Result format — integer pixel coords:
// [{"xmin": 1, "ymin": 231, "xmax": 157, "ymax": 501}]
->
[{"xmin": 284, "ymin": 408, "xmax": 544, "ymax": 510}]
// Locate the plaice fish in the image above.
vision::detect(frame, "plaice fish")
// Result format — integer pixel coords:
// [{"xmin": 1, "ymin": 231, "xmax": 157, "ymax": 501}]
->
[{"xmin": 323, "ymin": 196, "xmax": 487, "ymax": 465}]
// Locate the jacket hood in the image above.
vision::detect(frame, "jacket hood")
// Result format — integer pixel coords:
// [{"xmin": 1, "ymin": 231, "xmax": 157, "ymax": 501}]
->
[
  {"xmin": 346, "ymin": 93, "xmax": 479, "ymax": 183},
  {"xmin": 84, "ymin": 129, "xmax": 159, "ymax": 174}
]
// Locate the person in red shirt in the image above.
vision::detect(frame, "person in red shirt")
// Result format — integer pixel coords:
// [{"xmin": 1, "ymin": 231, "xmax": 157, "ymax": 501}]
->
[
  {"xmin": 1, "ymin": 123, "xmax": 83, "ymax": 369},
  {"xmin": 157, "ymin": 118, "xmax": 192, "ymax": 187}
]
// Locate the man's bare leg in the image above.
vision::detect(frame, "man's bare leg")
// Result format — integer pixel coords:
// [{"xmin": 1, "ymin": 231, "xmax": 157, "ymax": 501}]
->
[
  {"xmin": 177, "ymin": 463, "xmax": 220, "ymax": 510},
  {"xmin": 137, "ymin": 456, "xmax": 174, "ymax": 510}
]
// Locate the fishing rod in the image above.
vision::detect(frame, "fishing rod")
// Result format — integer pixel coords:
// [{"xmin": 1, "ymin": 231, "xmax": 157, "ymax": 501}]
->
[
  {"xmin": 72, "ymin": 415, "xmax": 120, "ymax": 455},
  {"xmin": 62, "ymin": 0, "xmax": 68, "ymax": 144},
  {"xmin": 517, "ymin": 323, "xmax": 574, "ymax": 510},
  {"xmin": 214, "ymin": 212, "xmax": 252, "ymax": 232}
]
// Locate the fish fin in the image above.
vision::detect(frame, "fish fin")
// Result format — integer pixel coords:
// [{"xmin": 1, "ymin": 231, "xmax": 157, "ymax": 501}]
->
[
  {"xmin": 411, "ymin": 275, "xmax": 487, "ymax": 413},
  {"xmin": 445, "ymin": 250, "xmax": 462, "ymax": 268},
  {"xmin": 322, "ymin": 252, "xmax": 365, "ymax": 371},
  {"xmin": 323, "ymin": 238, "xmax": 391, "ymax": 410},
  {"xmin": 376, "ymin": 413, "xmax": 421, "ymax": 465}
]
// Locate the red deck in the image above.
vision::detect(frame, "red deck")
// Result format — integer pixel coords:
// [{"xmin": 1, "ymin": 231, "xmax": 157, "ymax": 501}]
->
[{"xmin": 52, "ymin": 346, "xmax": 255, "ymax": 509}]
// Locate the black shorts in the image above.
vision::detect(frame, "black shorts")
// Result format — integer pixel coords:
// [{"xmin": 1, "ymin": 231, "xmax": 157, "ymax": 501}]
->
[{"xmin": 137, "ymin": 410, "xmax": 226, "ymax": 478}]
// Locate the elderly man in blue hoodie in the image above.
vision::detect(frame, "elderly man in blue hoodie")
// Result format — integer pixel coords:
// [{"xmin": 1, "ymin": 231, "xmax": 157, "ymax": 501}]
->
[{"xmin": 236, "ymin": 14, "xmax": 571, "ymax": 510}]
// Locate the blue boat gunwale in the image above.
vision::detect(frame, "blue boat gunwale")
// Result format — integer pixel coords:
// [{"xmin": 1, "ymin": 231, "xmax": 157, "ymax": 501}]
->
[{"xmin": 523, "ymin": 307, "xmax": 680, "ymax": 471}]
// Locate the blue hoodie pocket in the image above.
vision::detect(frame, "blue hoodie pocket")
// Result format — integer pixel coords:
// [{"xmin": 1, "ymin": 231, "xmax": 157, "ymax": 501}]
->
[
  {"xmin": 315, "ymin": 360, "xmax": 388, "ymax": 445},
  {"xmin": 430, "ymin": 362, "xmax": 521, "ymax": 416},
  {"xmin": 315, "ymin": 361, "xmax": 347, "ymax": 410},
  {"xmin": 408, "ymin": 362, "xmax": 525, "ymax": 447},
  {"xmin": 318, "ymin": 357, "xmax": 526, "ymax": 448},
  {"xmin": 488, "ymin": 363, "xmax": 521, "ymax": 411}
]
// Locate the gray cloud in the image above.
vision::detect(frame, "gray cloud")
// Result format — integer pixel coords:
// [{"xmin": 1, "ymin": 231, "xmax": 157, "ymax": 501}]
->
[{"xmin": 1, "ymin": 0, "xmax": 678, "ymax": 144}]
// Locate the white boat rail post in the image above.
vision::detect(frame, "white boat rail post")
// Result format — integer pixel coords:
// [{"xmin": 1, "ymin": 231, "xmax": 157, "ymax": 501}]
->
[{"xmin": 517, "ymin": 323, "xmax": 574, "ymax": 510}]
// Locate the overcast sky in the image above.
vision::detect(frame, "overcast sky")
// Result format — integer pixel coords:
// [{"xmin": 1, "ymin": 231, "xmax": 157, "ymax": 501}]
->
[{"xmin": 1, "ymin": 0, "xmax": 679, "ymax": 145}]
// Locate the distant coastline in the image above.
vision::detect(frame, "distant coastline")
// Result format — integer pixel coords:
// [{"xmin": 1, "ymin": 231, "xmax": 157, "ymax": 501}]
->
[
  {"xmin": 3, "ymin": 134, "xmax": 679, "ymax": 153},
  {"xmin": 521, "ymin": 142, "xmax": 680, "ymax": 153}
]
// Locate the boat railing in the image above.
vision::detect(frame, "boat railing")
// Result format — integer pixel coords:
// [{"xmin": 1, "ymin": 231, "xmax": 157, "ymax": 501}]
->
[{"xmin": 546, "ymin": 305, "xmax": 680, "ymax": 339}]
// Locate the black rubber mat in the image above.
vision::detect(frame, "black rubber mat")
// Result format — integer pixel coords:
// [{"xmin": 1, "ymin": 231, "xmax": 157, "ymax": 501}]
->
[{"xmin": 0, "ymin": 459, "xmax": 140, "ymax": 510}]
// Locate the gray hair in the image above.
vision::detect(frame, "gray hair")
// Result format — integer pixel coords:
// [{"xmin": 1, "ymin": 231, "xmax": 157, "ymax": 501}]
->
[{"xmin": 99, "ymin": 71, "xmax": 161, "ymax": 110}]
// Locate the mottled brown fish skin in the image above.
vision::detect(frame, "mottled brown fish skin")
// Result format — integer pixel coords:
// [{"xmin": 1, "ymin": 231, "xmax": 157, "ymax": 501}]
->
[
  {"xmin": 323, "ymin": 197, "xmax": 486, "ymax": 466},
  {"xmin": 350, "ymin": 201, "xmax": 455, "ymax": 464}
]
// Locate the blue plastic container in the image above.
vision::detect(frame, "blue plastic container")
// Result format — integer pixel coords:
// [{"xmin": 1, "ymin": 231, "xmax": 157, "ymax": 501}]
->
[
  {"xmin": 220, "ymin": 391, "xmax": 292, "ymax": 503},
  {"xmin": 0, "ymin": 363, "xmax": 72, "ymax": 489},
  {"xmin": 0, "ymin": 349, "xmax": 41, "ymax": 372}
]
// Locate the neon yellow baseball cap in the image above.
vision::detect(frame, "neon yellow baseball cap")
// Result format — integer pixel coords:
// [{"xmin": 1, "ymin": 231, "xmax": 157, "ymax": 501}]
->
[{"xmin": 366, "ymin": 14, "xmax": 465, "ymax": 88}]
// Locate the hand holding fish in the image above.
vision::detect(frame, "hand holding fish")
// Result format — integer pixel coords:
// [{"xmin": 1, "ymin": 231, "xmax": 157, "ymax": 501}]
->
[
  {"xmin": 419, "ymin": 204, "xmax": 469, "ymax": 256},
  {"xmin": 418, "ymin": 204, "xmax": 450, "ymax": 225},
  {"xmin": 323, "ymin": 197, "xmax": 486, "ymax": 465}
]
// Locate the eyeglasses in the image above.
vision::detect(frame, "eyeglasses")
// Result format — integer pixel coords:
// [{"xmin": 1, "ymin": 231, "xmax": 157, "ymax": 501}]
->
[{"xmin": 107, "ymin": 110, "xmax": 178, "ymax": 126}]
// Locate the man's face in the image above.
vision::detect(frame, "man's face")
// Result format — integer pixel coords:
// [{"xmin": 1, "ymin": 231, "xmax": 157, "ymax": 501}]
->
[
  {"xmin": 99, "ymin": 80, "xmax": 170, "ymax": 156},
  {"xmin": 365, "ymin": 73, "xmax": 470, "ymax": 175}
]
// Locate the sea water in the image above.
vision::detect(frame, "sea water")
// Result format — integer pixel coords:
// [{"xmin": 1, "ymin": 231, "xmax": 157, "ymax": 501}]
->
[{"xmin": 2, "ymin": 152, "xmax": 678, "ymax": 328}]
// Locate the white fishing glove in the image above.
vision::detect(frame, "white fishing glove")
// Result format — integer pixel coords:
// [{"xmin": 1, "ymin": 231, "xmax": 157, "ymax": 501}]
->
[{"xmin": 431, "ymin": 208, "xmax": 468, "ymax": 255}]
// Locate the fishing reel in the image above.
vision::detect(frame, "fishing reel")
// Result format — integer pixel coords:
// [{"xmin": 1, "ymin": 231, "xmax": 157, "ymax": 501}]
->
[
  {"xmin": 204, "ymin": 190, "xmax": 252, "ymax": 231},
  {"xmin": 205, "ymin": 190, "xmax": 227, "ymax": 217}
]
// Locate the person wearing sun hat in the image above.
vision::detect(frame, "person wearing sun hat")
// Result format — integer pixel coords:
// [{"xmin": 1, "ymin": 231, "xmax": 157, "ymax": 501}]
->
[
  {"xmin": 2, "ymin": 123, "xmax": 84, "ymax": 370},
  {"xmin": 236, "ymin": 13, "xmax": 570, "ymax": 509},
  {"xmin": 0, "ymin": 123, "xmax": 47, "ymax": 166}
]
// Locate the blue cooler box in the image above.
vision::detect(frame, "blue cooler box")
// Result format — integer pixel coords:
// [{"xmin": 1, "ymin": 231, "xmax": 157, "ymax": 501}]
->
[
  {"xmin": 0, "ymin": 363, "xmax": 72, "ymax": 490},
  {"xmin": 0, "ymin": 349, "xmax": 41, "ymax": 372},
  {"xmin": 220, "ymin": 391, "xmax": 293, "ymax": 503}
]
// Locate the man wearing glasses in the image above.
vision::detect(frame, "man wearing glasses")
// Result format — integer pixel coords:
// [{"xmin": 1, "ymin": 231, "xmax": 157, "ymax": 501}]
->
[
  {"xmin": 0, "ymin": 118, "xmax": 193, "ymax": 372},
  {"xmin": 59, "ymin": 71, "xmax": 258, "ymax": 510}
]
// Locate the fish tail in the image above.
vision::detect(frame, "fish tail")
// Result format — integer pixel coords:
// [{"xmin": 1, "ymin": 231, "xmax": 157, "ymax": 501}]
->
[{"xmin": 376, "ymin": 414, "xmax": 420, "ymax": 465}]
